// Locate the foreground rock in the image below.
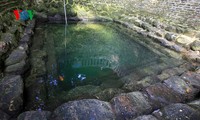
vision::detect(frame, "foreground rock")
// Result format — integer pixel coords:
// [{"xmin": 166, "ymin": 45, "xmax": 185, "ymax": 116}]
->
[
  {"xmin": 188, "ymin": 99, "xmax": 200, "ymax": 111},
  {"xmin": 111, "ymin": 92, "xmax": 152, "ymax": 119},
  {"xmin": 0, "ymin": 110, "xmax": 10, "ymax": 120},
  {"xmin": 17, "ymin": 111, "xmax": 51, "ymax": 120},
  {"xmin": 164, "ymin": 76, "xmax": 198, "ymax": 100},
  {"xmin": 52, "ymin": 99, "xmax": 115, "ymax": 120},
  {"xmin": 0, "ymin": 75, "xmax": 23, "ymax": 116},
  {"xmin": 153, "ymin": 103, "xmax": 200, "ymax": 120},
  {"xmin": 145, "ymin": 83, "xmax": 182, "ymax": 109},
  {"xmin": 181, "ymin": 72, "xmax": 200, "ymax": 90}
]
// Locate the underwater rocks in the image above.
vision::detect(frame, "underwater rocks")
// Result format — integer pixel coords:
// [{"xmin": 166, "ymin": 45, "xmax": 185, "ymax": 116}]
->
[
  {"xmin": 64, "ymin": 85, "xmax": 102, "ymax": 101},
  {"xmin": 0, "ymin": 75, "xmax": 23, "ymax": 116},
  {"xmin": 1, "ymin": 33, "xmax": 17, "ymax": 47},
  {"xmin": 153, "ymin": 103, "xmax": 200, "ymax": 120},
  {"xmin": 52, "ymin": 99, "xmax": 115, "ymax": 120},
  {"xmin": 17, "ymin": 111, "xmax": 51, "ymax": 120},
  {"xmin": 111, "ymin": 92, "xmax": 152, "ymax": 119}
]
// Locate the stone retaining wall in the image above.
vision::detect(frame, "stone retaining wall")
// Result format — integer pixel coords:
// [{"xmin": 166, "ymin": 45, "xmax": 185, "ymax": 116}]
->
[{"xmin": 76, "ymin": 0, "xmax": 200, "ymax": 28}]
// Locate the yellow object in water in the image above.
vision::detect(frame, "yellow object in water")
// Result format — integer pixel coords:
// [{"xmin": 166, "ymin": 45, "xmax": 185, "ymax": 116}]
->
[{"xmin": 59, "ymin": 76, "xmax": 64, "ymax": 81}]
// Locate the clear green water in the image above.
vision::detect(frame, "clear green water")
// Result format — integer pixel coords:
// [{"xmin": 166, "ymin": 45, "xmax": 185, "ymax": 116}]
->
[{"xmin": 45, "ymin": 23, "xmax": 159, "ymax": 91}]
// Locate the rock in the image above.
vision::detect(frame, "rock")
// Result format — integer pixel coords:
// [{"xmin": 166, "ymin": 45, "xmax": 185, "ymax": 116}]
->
[
  {"xmin": 165, "ymin": 33, "xmax": 177, "ymax": 41},
  {"xmin": 64, "ymin": 85, "xmax": 102, "ymax": 101},
  {"xmin": 181, "ymin": 72, "xmax": 200, "ymax": 90},
  {"xmin": 27, "ymin": 19, "xmax": 36, "ymax": 29},
  {"xmin": 48, "ymin": 14, "xmax": 65, "ymax": 23},
  {"xmin": 31, "ymin": 50, "xmax": 47, "ymax": 59},
  {"xmin": 191, "ymin": 40, "xmax": 200, "ymax": 51},
  {"xmin": 188, "ymin": 99, "xmax": 200, "ymax": 112},
  {"xmin": 165, "ymin": 26, "xmax": 176, "ymax": 32},
  {"xmin": 123, "ymin": 76, "xmax": 159, "ymax": 91},
  {"xmin": 18, "ymin": 43, "xmax": 29, "ymax": 52},
  {"xmin": 20, "ymin": 34, "xmax": 31, "ymax": 45},
  {"xmin": 157, "ymin": 67, "xmax": 186, "ymax": 81},
  {"xmin": 95, "ymin": 88, "xmax": 124, "ymax": 101},
  {"xmin": 164, "ymin": 76, "xmax": 198, "ymax": 100},
  {"xmin": 17, "ymin": 111, "xmax": 51, "ymax": 120},
  {"xmin": 0, "ymin": 75, "xmax": 23, "ymax": 116},
  {"xmin": 145, "ymin": 83, "xmax": 182, "ymax": 109},
  {"xmin": 153, "ymin": 103, "xmax": 200, "ymax": 120},
  {"xmin": 24, "ymin": 27, "xmax": 34, "ymax": 35},
  {"xmin": 0, "ymin": 110, "xmax": 10, "ymax": 120},
  {"xmin": 31, "ymin": 58, "xmax": 46, "ymax": 77},
  {"xmin": 1, "ymin": 33, "xmax": 17, "ymax": 47},
  {"xmin": 5, "ymin": 60, "xmax": 30, "ymax": 75},
  {"xmin": 133, "ymin": 115, "xmax": 158, "ymax": 120},
  {"xmin": 176, "ymin": 35, "xmax": 195, "ymax": 46},
  {"xmin": 111, "ymin": 92, "xmax": 152, "ymax": 119},
  {"xmin": 183, "ymin": 50, "xmax": 200, "ymax": 62},
  {"xmin": 52, "ymin": 99, "xmax": 115, "ymax": 120},
  {"xmin": 5, "ymin": 49, "xmax": 27, "ymax": 66}
]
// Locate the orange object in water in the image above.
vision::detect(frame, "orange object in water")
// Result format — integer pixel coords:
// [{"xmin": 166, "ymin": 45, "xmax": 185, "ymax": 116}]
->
[{"xmin": 59, "ymin": 76, "xmax": 64, "ymax": 81}]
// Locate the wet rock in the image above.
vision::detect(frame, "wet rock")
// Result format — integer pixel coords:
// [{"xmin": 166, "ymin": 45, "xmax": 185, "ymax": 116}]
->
[
  {"xmin": 18, "ymin": 43, "xmax": 29, "ymax": 52},
  {"xmin": 64, "ymin": 85, "xmax": 102, "ymax": 101},
  {"xmin": 0, "ymin": 75, "xmax": 23, "ymax": 116},
  {"xmin": 95, "ymin": 88, "xmax": 124, "ymax": 101},
  {"xmin": 145, "ymin": 83, "xmax": 182, "ymax": 109},
  {"xmin": 153, "ymin": 103, "xmax": 200, "ymax": 120},
  {"xmin": 191, "ymin": 40, "xmax": 200, "ymax": 51},
  {"xmin": 100, "ymin": 79, "xmax": 124, "ymax": 89},
  {"xmin": 52, "ymin": 99, "xmax": 115, "ymax": 120},
  {"xmin": 5, "ymin": 49, "xmax": 27, "ymax": 66},
  {"xmin": 188, "ymin": 99, "xmax": 200, "ymax": 112},
  {"xmin": 17, "ymin": 111, "xmax": 51, "ymax": 120},
  {"xmin": 5, "ymin": 60, "xmax": 30, "ymax": 75},
  {"xmin": 133, "ymin": 115, "xmax": 158, "ymax": 120},
  {"xmin": 111, "ymin": 92, "xmax": 152, "ymax": 119},
  {"xmin": 164, "ymin": 76, "xmax": 198, "ymax": 100},
  {"xmin": 0, "ymin": 110, "xmax": 10, "ymax": 120},
  {"xmin": 183, "ymin": 50, "xmax": 200, "ymax": 62},
  {"xmin": 123, "ymin": 76, "xmax": 159, "ymax": 91},
  {"xmin": 181, "ymin": 72, "xmax": 200, "ymax": 90}
]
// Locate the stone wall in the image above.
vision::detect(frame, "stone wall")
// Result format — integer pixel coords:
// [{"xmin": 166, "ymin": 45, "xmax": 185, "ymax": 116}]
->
[{"xmin": 75, "ymin": 0, "xmax": 200, "ymax": 28}]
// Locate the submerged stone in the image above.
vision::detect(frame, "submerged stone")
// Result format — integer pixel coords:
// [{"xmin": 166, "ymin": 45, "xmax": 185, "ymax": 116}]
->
[
  {"xmin": 0, "ymin": 75, "xmax": 23, "ymax": 116},
  {"xmin": 52, "ymin": 99, "xmax": 115, "ymax": 120},
  {"xmin": 17, "ymin": 111, "xmax": 51, "ymax": 120},
  {"xmin": 64, "ymin": 85, "xmax": 102, "ymax": 101},
  {"xmin": 111, "ymin": 92, "xmax": 152, "ymax": 119},
  {"xmin": 153, "ymin": 103, "xmax": 200, "ymax": 120},
  {"xmin": 95, "ymin": 88, "xmax": 124, "ymax": 101},
  {"xmin": 181, "ymin": 72, "xmax": 200, "ymax": 90}
]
